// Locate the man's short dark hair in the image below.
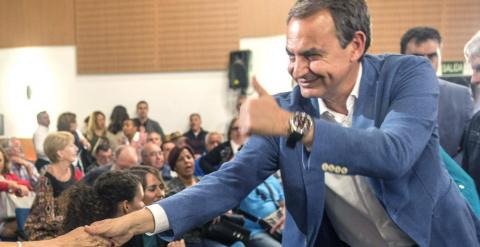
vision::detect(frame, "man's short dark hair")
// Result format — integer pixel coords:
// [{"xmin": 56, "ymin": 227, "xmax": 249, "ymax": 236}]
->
[
  {"xmin": 136, "ymin": 100, "xmax": 148, "ymax": 108},
  {"xmin": 95, "ymin": 142, "xmax": 111, "ymax": 155},
  {"xmin": 400, "ymin": 27, "xmax": 441, "ymax": 54},
  {"xmin": 287, "ymin": 0, "xmax": 371, "ymax": 55},
  {"xmin": 36, "ymin": 111, "xmax": 47, "ymax": 123}
]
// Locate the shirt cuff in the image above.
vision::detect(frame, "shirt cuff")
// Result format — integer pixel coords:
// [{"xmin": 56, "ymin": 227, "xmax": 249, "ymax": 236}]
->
[{"xmin": 145, "ymin": 204, "xmax": 170, "ymax": 235}]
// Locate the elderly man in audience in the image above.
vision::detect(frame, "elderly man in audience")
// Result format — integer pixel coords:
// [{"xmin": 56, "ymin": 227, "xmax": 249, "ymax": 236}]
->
[
  {"xmin": 461, "ymin": 30, "xmax": 480, "ymax": 195},
  {"xmin": 7, "ymin": 138, "xmax": 40, "ymax": 188},
  {"xmin": 183, "ymin": 113, "xmax": 208, "ymax": 157},
  {"xmin": 465, "ymin": 31, "xmax": 480, "ymax": 111},
  {"xmin": 133, "ymin": 100, "xmax": 165, "ymax": 140},
  {"xmin": 205, "ymin": 132, "xmax": 223, "ymax": 154},
  {"xmin": 82, "ymin": 145, "xmax": 138, "ymax": 185},
  {"xmin": 25, "ymin": 132, "xmax": 84, "ymax": 240},
  {"xmin": 141, "ymin": 142, "xmax": 173, "ymax": 181},
  {"xmin": 33, "ymin": 111, "xmax": 50, "ymax": 172},
  {"xmin": 193, "ymin": 132, "xmax": 224, "ymax": 176},
  {"xmin": 400, "ymin": 27, "xmax": 473, "ymax": 158}
]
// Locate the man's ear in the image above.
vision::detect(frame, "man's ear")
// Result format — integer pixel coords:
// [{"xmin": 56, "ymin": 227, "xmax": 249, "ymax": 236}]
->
[
  {"xmin": 119, "ymin": 200, "xmax": 129, "ymax": 215},
  {"xmin": 349, "ymin": 31, "xmax": 367, "ymax": 62}
]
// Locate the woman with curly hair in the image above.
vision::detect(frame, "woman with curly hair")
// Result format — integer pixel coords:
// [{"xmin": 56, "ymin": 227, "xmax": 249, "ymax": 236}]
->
[{"xmin": 61, "ymin": 170, "xmax": 144, "ymax": 233}]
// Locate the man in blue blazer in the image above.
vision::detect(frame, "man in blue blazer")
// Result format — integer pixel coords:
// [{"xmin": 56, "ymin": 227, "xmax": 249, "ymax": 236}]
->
[
  {"xmin": 400, "ymin": 27, "xmax": 473, "ymax": 158},
  {"xmin": 86, "ymin": 0, "xmax": 480, "ymax": 246}
]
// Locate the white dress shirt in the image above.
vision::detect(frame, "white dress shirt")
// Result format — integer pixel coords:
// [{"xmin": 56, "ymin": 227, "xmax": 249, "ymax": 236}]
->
[
  {"xmin": 33, "ymin": 125, "xmax": 49, "ymax": 161},
  {"xmin": 319, "ymin": 64, "xmax": 414, "ymax": 247}
]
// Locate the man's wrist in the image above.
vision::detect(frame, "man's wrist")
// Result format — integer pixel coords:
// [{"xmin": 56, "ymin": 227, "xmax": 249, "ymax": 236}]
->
[
  {"xmin": 128, "ymin": 208, "xmax": 156, "ymax": 235},
  {"xmin": 281, "ymin": 111, "xmax": 293, "ymax": 136}
]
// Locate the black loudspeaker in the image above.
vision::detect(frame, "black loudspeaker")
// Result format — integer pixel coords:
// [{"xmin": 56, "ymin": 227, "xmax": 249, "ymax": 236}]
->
[{"xmin": 228, "ymin": 50, "xmax": 251, "ymax": 91}]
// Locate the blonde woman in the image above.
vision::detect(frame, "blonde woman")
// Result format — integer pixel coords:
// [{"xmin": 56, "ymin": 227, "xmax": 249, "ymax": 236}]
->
[
  {"xmin": 24, "ymin": 132, "xmax": 83, "ymax": 240},
  {"xmin": 85, "ymin": 111, "xmax": 108, "ymax": 155}
]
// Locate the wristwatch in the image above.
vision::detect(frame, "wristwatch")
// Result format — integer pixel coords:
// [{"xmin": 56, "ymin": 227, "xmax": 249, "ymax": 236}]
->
[{"xmin": 286, "ymin": 111, "xmax": 313, "ymax": 148}]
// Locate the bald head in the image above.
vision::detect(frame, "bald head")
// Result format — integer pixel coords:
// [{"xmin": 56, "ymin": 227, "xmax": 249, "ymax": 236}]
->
[
  {"xmin": 113, "ymin": 145, "xmax": 138, "ymax": 170},
  {"xmin": 141, "ymin": 142, "xmax": 165, "ymax": 169}
]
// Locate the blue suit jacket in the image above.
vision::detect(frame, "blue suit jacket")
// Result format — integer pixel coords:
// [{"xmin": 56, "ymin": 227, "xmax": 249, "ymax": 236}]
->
[
  {"xmin": 158, "ymin": 55, "xmax": 480, "ymax": 246},
  {"xmin": 437, "ymin": 78, "xmax": 473, "ymax": 156}
]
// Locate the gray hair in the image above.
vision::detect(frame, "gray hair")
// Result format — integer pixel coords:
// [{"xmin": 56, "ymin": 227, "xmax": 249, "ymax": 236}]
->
[
  {"xmin": 465, "ymin": 30, "xmax": 480, "ymax": 62},
  {"xmin": 287, "ymin": 0, "xmax": 371, "ymax": 55}
]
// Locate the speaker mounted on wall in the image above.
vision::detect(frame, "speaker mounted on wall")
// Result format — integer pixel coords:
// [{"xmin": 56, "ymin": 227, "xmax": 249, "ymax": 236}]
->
[{"xmin": 228, "ymin": 50, "xmax": 251, "ymax": 94}]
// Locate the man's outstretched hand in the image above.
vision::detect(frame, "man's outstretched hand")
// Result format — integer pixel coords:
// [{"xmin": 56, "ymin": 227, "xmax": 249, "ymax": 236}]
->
[
  {"xmin": 85, "ymin": 217, "xmax": 134, "ymax": 247},
  {"xmin": 85, "ymin": 208, "xmax": 156, "ymax": 247},
  {"xmin": 239, "ymin": 77, "xmax": 292, "ymax": 137}
]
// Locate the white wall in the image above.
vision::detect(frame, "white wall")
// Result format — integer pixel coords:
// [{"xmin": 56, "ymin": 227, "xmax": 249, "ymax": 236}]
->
[{"xmin": 0, "ymin": 35, "xmax": 292, "ymax": 138}]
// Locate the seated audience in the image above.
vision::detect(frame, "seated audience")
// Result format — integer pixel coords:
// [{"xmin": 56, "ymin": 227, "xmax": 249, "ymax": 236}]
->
[
  {"xmin": 199, "ymin": 117, "xmax": 246, "ymax": 174},
  {"xmin": 85, "ymin": 111, "xmax": 108, "ymax": 158},
  {"xmin": 161, "ymin": 141, "xmax": 176, "ymax": 167},
  {"xmin": 123, "ymin": 119, "xmax": 146, "ymax": 154},
  {"xmin": 25, "ymin": 132, "xmax": 83, "ymax": 240},
  {"xmin": 106, "ymin": 105, "xmax": 129, "ymax": 151},
  {"xmin": 133, "ymin": 100, "xmax": 165, "ymax": 140},
  {"xmin": 141, "ymin": 143, "xmax": 172, "ymax": 181},
  {"xmin": 7, "ymin": 138, "xmax": 40, "ymax": 189},
  {"xmin": 32, "ymin": 111, "xmax": 50, "ymax": 172},
  {"xmin": 82, "ymin": 145, "xmax": 138, "ymax": 185},
  {"xmin": 129, "ymin": 166, "xmax": 179, "ymax": 247},
  {"xmin": 237, "ymin": 176, "xmax": 284, "ymax": 247},
  {"xmin": 194, "ymin": 132, "xmax": 224, "ymax": 176},
  {"xmin": 183, "ymin": 113, "xmax": 208, "ymax": 157},
  {"xmin": 147, "ymin": 131, "xmax": 162, "ymax": 147},
  {"xmin": 62, "ymin": 171, "xmax": 144, "ymax": 247},
  {"xmin": 168, "ymin": 132, "xmax": 188, "ymax": 149},
  {"xmin": 86, "ymin": 143, "xmax": 112, "ymax": 173},
  {"xmin": 205, "ymin": 132, "xmax": 223, "ymax": 154},
  {"xmin": 166, "ymin": 146, "xmax": 226, "ymax": 247},
  {"xmin": 57, "ymin": 112, "xmax": 92, "ymax": 171},
  {"xmin": 0, "ymin": 147, "xmax": 31, "ymax": 240}
]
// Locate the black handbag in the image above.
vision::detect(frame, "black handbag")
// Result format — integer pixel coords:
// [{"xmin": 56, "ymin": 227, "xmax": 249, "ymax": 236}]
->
[{"xmin": 202, "ymin": 214, "xmax": 250, "ymax": 245}]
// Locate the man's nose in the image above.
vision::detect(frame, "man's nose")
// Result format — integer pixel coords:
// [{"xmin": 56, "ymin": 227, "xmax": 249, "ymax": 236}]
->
[{"xmin": 291, "ymin": 57, "xmax": 310, "ymax": 79}]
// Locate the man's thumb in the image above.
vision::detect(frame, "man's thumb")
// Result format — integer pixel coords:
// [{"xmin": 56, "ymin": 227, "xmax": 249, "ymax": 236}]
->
[{"xmin": 252, "ymin": 76, "xmax": 268, "ymax": 97}]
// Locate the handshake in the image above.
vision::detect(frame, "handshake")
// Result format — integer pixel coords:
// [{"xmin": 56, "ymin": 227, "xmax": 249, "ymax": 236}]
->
[{"xmin": 9, "ymin": 208, "xmax": 186, "ymax": 247}]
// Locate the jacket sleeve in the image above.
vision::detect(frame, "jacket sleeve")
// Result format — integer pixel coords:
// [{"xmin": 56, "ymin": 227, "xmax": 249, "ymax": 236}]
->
[
  {"xmin": 199, "ymin": 143, "xmax": 226, "ymax": 174},
  {"xmin": 157, "ymin": 135, "xmax": 279, "ymax": 238},
  {"xmin": 309, "ymin": 58, "xmax": 439, "ymax": 179}
]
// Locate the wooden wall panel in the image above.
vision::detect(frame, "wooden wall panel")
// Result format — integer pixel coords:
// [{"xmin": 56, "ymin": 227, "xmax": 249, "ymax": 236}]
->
[
  {"xmin": 1, "ymin": 0, "xmax": 478, "ymax": 71},
  {"xmin": 238, "ymin": 0, "xmax": 295, "ymax": 38},
  {"xmin": 368, "ymin": 0, "xmax": 480, "ymax": 61},
  {"xmin": 0, "ymin": 0, "xmax": 74, "ymax": 48},
  {"xmin": 75, "ymin": 0, "xmax": 238, "ymax": 73}
]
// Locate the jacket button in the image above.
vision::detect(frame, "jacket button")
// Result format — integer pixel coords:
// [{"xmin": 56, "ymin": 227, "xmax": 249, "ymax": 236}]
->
[
  {"xmin": 334, "ymin": 166, "xmax": 342, "ymax": 174},
  {"xmin": 328, "ymin": 164, "xmax": 335, "ymax": 172},
  {"xmin": 321, "ymin": 163, "xmax": 329, "ymax": 171}
]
